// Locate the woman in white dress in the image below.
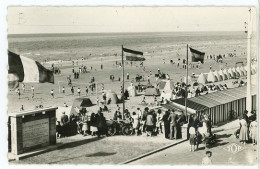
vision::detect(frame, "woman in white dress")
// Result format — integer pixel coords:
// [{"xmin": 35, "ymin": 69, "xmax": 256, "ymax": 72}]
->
[{"xmin": 239, "ymin": 114, "xmax": 249, "ymax": 144}]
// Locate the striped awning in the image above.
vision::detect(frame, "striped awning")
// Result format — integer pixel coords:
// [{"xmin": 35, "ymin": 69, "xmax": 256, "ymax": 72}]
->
[{"xmin": 168, "ymin": 85, "xmax": 256, "ymax": 112}]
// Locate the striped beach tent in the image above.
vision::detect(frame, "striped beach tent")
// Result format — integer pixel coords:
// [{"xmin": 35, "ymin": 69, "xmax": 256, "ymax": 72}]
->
[
  {"xmin": 197, "ymin": 73, "xmax": 207, "ymax": 84},
  {"xmin": 239, "ymin": 66, "xmax": 246, "ymax": 76},
  {"xmin": 236, "ymin": 67, "xmax": 242, "ymax": 77},
  {"xmin": 8, "ymin": 73, "xmax": 19, "ymax": 89},
  {"xmin": 183, "ymin": 76, "xmax": 193, "ymax": 84},
  {"xmin": 232, "ymin": 67, "xmax": 239, "ymax": 77},
  {"xmin": 213, "ymin": 71, "xmax": 221, "ymax": 81},
  {"xmin": 207, "ymin": 71, "xmax": 217, "ymax": 83},
  {"xmin": 222, "ymin": 68, "xmax": 230, "ymax": 79},
  {"xmin": 218, "ymin": 69, "xmax": 227, "ymax": 80},
  {"xmin": 8, "ymin": 51, "xmax": 54, "ymax": 84},
  {"xmin": 227, "ymin": 68, "xmax": 234, "ymax": 78}
]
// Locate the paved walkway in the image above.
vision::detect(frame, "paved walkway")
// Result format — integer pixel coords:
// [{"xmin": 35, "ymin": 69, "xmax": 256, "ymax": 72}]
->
[{"xmin": 130, "ymin": 120, "xmax": 258, "ymax": 165}]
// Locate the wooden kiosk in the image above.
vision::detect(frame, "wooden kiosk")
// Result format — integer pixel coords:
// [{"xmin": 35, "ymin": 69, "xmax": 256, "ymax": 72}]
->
[{"xmin": 9, "ymin": 107, "xmax": 57, "ymax": 159}]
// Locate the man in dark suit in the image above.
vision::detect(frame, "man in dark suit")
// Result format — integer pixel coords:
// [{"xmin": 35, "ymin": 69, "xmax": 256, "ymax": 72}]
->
[
  {"xmin": 61, "ymin": 112, "xmax": 69, "ymax": 137},
  {"xmin": 168, "ymin": 109, "xmax": 177, "ymax": 140},
  {"xmin": 162, "ymin": 109, "xmax": 170, "ymax": 139}
]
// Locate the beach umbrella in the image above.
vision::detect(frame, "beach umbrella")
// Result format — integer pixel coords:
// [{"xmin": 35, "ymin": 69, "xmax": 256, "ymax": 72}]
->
[
  {"xmin": 197, "ymin": 73, "xmax": 207, "ymax": 84},
  {"xmin": 207, "ymin": 70, "xmax": 217, "ymax": 83},
  {"xmin": 213, "ymin": 71, "xmax": 221, "ymax": 81}
]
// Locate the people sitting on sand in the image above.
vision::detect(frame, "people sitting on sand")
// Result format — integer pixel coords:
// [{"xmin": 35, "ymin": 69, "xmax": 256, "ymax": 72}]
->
[{"xmin": 141, "ymin": 97, "xmax": 146, "ymax": 104}]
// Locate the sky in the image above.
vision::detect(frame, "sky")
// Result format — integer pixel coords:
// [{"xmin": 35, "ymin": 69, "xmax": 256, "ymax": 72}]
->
[{"xmin": 7, "ymin": 6, "xmax": 257, "ymax": 34}]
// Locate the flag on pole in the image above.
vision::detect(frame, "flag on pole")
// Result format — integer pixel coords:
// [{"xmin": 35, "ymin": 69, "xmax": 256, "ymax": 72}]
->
[
  {"xmin": 8, "ymin": 51, "xmax": 54, "ymax": 84},
  {"xmin": 122, "ymin": 47, "xmax": 143, "ymax": 55},
  {"xmin": 189, "ymin": 47, "xmax": 205, "ymax": 63}
]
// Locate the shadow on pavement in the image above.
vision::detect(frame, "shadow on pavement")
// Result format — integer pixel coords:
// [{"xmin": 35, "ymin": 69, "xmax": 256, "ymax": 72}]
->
[
  {"xmin": 216, "ymin": 134, "xmax": 232, "ymax": 139},
  {"xmin": 57, "ymin": 137, "xmax": 103, "ymax": 150},
  {"xmin": 86, "ymin": 152, "xmax": 117, "ymax": 157}
]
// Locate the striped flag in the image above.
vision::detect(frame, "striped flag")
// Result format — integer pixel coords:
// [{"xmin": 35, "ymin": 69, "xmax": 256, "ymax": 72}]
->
[
  {"xmin": 8, "ymin": 51, "xmax": 54, "ymax": 84},
  {"xmin": 123, "ymin": 47, "xmax": 143, "ymax": 55},
  {"xmin": 189, "ymin": 47, "xmax": 205, "ymax": 63}
]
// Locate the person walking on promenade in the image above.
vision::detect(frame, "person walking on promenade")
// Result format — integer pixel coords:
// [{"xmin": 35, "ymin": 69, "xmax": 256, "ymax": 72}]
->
[
  {"xmin": 90, "ymin": 113, "xmax": 98, "ymax": 136},
  {"xmin": 189, "ymin": 123, "xmax": 196, "ymax": 152},
  {"xmin": 85, "ymin": 86, "xmax": 88, "ymax": 96},
  {"xmin": 156, "ymin": 109, "xmax": 163, "ymax": 134},
  {"xmin": 145, "ymin": 111, "xmax": 154, "ymax": 137},
  {"xmin": 239, "ymin": 114, "xmax": 249, "ymax": 144},
  {"xmin": 162, "ymin": 109, "xmax": 170, "ymax": 139},
  {"xmin": 168, "ymin": 109, "xmax": 177, "ymax": 140},
  {"xmin": 81, "ymin": 111, "xmax": 88, "ymax": 136},
  {"xmin": 60, "ymin": 112, "xmax": 69, "ymax": 137},
  {"xmin": 132, "ymin": 112, "xmax": 140, "ymax": 136},
  {"xmin": 249, "ymin": 118, "xmax": 257, "ymax": 145},
  {"xmin": 96, "ymin": 112, "xmax": 107, "ymax": 138}
]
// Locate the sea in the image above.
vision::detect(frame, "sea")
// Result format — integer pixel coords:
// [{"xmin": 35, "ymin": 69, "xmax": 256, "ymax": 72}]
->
[{"xmin": 7, "ymin": 31, "xmax": 250, "ymax": 62}]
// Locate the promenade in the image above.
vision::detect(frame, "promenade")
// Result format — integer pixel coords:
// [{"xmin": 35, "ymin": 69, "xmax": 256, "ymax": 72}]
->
[{"xmin": 131, "ymin": 119, "xmax": 258, "ymax": 165}]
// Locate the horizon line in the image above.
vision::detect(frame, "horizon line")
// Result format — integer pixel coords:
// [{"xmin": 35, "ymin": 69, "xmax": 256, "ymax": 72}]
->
[{"xmin": 8, "ymin": 30, "xmax": 245, "ymax": 35}]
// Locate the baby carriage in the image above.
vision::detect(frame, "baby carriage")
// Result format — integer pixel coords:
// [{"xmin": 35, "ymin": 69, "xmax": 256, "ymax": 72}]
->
[{"xmin": 234, "ymin": 128, "xmax": 240, "ymax": 139}]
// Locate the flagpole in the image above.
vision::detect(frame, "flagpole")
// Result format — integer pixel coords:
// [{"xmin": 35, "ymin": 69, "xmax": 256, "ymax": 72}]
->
[
  {"xmin": 246, "ymin": 8, "xmax": 252, "ymax": 112},
  {"xmin": 185, "ymin": 44, "xmax": 188, "ymax": 118},
  {"xmin": 122, "ymin": 45, "xmax": 125, "ymax": 119}
]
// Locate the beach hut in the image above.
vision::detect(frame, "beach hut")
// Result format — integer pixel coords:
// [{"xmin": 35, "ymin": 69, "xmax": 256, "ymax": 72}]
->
[
  {"xmin": 106, "ymin": 91, "xmax": 119, "ymax": 104},
  {"xmin": 145, "ymin": 87, "xmax": 160, "ymax": 96},
  {"xmin": 222, "ymin": 69, "xmax": 230, "ymax": 79},
  {"xmin": 197, "ymin": 73, "xmax": 207, "ymax": 84},
  {"xmin": 207, "ymin": 71, "xmax": 217, "ymax": 83},
  {"xmin": 127, "ymin": 85, "xmax": 137, "ymax": 97},
  {"xmin": 213, "ymin": 71, "xmax": 221, "ymax": 81}
]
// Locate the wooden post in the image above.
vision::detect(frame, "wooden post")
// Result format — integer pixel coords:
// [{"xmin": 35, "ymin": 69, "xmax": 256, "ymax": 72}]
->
[
  {"xmin": 185, "ymin": 44, "xmax": 188, "ymax": 117},
  {"xmin": 122, "ymin": 45, "xmax": 125, "ymax": 119}
]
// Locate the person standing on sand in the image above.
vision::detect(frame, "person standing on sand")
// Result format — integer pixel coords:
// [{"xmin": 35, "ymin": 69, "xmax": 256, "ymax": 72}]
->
[
  {"xmin": 20, "ymin": 105, "xmax": 24, "ymax": 111},
  {"xmin": 85, "ymin": 86, "xmax": 88, "ymax": 96},
  {"xmin": 17, "ymin": 89, "xmax": 21, "ymax": 99},
  {"xmin": 62, "ymin": 86, "xmax": 65, "ymax": 94},
  {"xmin": 77, "ymin": 88, "xmax": 81, "ymax": 96},
  {"xmin": 22, "ymin": 83, "xmax": 25, "ymax": 92},
  {"xmin": 50, "ymin": 89, "xmax": 54, "ymax": 98},
  {"xmin": 71, "ymin": 86, "xmax": 74, "ymax": 96}
]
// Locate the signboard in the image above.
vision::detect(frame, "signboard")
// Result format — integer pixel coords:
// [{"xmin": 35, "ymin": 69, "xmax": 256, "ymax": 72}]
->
[{"xmin": 22, "ymin": 118, "xmax": 49, "ymax": 148}]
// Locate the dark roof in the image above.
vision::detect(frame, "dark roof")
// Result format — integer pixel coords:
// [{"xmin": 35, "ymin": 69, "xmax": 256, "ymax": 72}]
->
[{"xmin": 172, "ymin": 98, "xmax": 208, "ymax": 111}]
